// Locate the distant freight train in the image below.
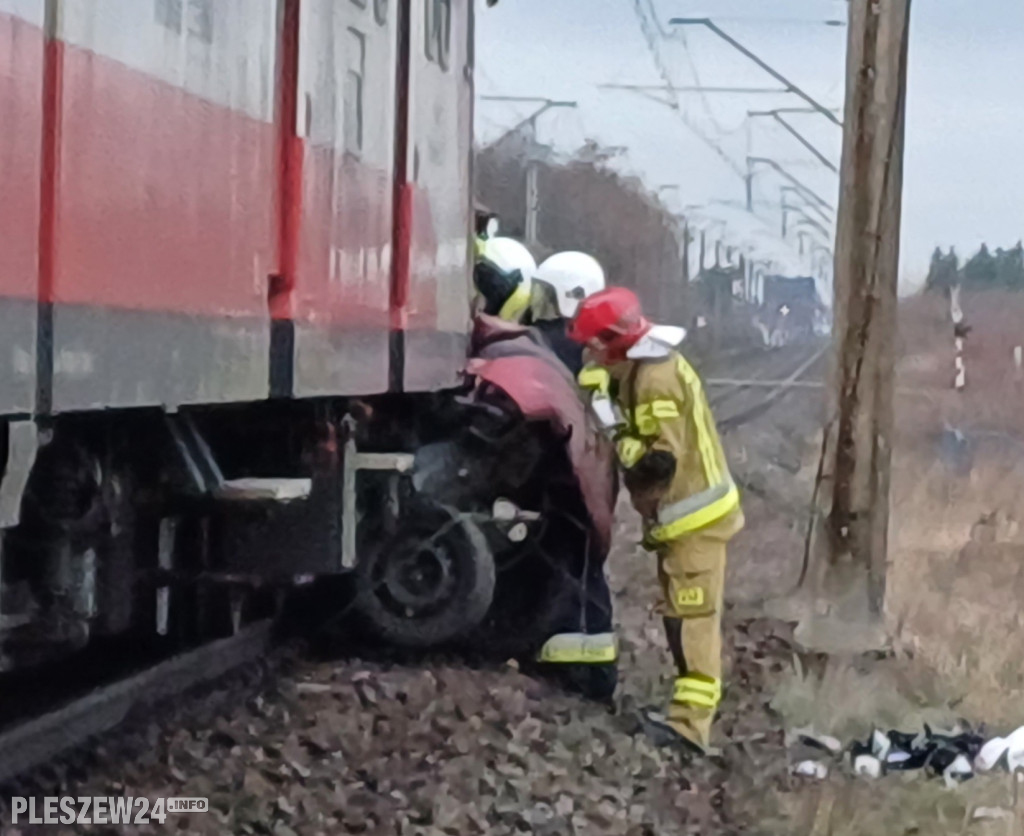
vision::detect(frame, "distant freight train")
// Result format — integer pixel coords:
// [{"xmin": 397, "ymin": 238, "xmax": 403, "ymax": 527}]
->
[{"xmin": 0, "ymin": 0, "xmax": 609, "ymax": 672}]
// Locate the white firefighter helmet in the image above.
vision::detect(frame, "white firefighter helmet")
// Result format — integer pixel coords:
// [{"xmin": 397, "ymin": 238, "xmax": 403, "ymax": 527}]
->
[
  {"xmin": 535, "ymin": 251, "xmax": 606, "ymax": 318},
  {"xmin": 480, "ymin": 236, "xmax": 537, "ymax": 281}
]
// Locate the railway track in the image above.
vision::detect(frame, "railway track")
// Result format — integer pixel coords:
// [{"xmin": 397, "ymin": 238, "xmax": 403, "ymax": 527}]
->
[
  {"xmin": 0, "ymin": 342, "xmax": 826, "ymax": 789},
  {"xmin": 0, "ymin": 622, "xmax": 273, "ymax": 787},
  {"xmin": 706, "ymin": 342, "xmax": 829, "ymax": 432}
]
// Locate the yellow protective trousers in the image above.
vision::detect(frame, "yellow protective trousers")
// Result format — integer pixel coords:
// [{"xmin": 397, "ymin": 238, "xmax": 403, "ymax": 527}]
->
[{"xmin": 656, "ymin": 516, "xmax": 738, "ymax": 751}]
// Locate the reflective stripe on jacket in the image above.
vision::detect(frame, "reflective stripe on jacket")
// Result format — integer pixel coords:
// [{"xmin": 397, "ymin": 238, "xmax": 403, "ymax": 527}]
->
[{"xmin": 610, "ymin": 350, "xmax": 740, "ymax": 541}]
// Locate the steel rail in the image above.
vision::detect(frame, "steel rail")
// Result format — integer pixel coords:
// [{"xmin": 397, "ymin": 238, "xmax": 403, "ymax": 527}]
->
[
  {"xmin": 714, "ymin": 344, "xmax": 828, "ymax": 431},
  {"xmin": 0, "ymin": 621, "xmax": 273, "ymax": 785}
]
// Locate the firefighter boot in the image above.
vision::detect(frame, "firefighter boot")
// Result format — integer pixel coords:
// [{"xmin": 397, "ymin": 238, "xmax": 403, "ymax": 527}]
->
[{"xmin": 543, "ymin": 659, "xmax": 618, "ymax": 703}]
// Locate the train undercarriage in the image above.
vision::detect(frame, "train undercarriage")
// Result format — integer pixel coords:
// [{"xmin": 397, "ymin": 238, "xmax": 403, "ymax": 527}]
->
[{"xmin": 0, "ymin": 376, "xmax": 595, "ymax": 675}]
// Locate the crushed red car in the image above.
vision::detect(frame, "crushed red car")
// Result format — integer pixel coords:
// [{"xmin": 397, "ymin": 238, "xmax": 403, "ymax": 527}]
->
[{"xmin": 351, "ymin": 314, "xmax": 617, "ymax": 658}]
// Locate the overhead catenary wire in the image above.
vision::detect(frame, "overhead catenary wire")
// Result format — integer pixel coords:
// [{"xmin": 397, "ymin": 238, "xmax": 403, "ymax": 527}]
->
[
  {"xmin": 627, "ymin": 0, "xmax": 745, "ymax": 179},
  {"xmin": 594, "ymin": 3, "xmax": 827, "ymax": 280},
  {"xmin": 641, "ymin": 0, "xmax": 732, "ymax": 138}
]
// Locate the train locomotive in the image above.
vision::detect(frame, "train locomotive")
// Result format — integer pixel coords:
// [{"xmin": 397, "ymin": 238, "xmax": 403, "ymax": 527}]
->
[{"xmin": 0, "ymin": 0, "xmax": 614, "ymax": 672}]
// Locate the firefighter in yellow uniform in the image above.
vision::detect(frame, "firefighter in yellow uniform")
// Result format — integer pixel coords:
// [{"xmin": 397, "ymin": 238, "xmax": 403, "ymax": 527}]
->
[{"xmin": 570, "ymin": 287, "xmax": 743, "ymax": 754}]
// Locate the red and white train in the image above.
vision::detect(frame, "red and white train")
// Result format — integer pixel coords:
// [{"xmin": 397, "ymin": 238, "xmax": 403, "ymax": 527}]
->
[{"xmin": 1, "ymin": 0, "xmax": 600, "ymax": 672}]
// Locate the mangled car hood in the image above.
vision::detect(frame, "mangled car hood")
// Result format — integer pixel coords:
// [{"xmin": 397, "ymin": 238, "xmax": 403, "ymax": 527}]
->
[{"xmin": 467, "ymin": 315, "xmax": 616, "ymax": 551}]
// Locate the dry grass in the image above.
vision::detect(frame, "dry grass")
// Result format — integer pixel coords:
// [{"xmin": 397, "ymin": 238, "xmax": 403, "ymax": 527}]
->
[
  {"xmin": 727, "ymin": 291, "xmax": 1024, "ymax": 835},
  {"xmin": 884, "ymin": 291, "xmax": 1024, "ymax": 725}
]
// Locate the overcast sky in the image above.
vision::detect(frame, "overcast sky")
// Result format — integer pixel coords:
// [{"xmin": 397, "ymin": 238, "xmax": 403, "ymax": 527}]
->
[{"xmin": 476, "ymin": 0, "xmax": 1024, "ymax": 292}]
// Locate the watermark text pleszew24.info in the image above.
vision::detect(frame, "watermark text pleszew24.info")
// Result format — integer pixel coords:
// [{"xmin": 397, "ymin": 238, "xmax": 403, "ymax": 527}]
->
[{"xmin": 10, "ymin": 797, "xmax": 208, "ymax": 825}]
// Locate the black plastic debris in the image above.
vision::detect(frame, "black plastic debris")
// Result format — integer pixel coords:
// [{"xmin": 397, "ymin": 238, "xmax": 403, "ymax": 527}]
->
[
  {"xmin": 842, "ymin": 725, "xmax": 984, "ymax": 782},
  {"xmin": 943, "ymin": 754, "xmax": 974, "ymax": 789}
]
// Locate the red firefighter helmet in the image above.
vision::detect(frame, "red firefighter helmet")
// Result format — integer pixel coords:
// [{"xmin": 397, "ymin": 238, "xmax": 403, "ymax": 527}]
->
[{"xmin": 569, "ymin": 287, "xmax": 651, "ymax": 358}]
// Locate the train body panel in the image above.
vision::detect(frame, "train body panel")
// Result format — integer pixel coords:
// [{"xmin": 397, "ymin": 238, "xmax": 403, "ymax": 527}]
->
[
  {"xmin": 402, "ymin": 0, "xmax": 472, "ymax": 392},
  {"xmin": 0, "ymin": 0, "xmax": 475, "ymax": 414},
  {"xmin": 290, "ymin": 0, "xmax": 396, "ymax": 397},
  {"xmin": 0, "ymin": 3, "xmax": 43, "ymax": 416},
  {"xmin": 49, "ymin": 0, "xmax": 278, "ymax": 410}
]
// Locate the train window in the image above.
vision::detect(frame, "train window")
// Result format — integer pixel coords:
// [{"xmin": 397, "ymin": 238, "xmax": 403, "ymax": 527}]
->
[
  {"xmin": 425, "ymin": 0, "xmax": 450, "ymax": 69},
  {"xmin": 424, "ymin": 0, "xmax": 436, "ymax": 62},
  {"xmin": 436, "ymin": 0, "xmax": 451, "ymax": 70},
  {"xmin": 155, "ymin": 0, "xmax": 212, "ymax": 43},
  {"xmin": 186, "ymin": 0, "xmax": 214, "ymax": 44},
  {"xmin": 155, "ymin": 0, "xmax": 183, "ymax": 33},
  {"xmin": 374, "ymin": 0, "xmax": 388, "ymax": 26},
  {"xmin": 344, "ymin": 28, "xmax": 366, "ymax": 153}
]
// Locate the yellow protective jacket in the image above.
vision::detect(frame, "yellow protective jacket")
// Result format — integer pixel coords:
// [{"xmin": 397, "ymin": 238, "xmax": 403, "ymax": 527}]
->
[{"xmin": 604, "ymin": 349, "xmax": 741, "ymax": 543}]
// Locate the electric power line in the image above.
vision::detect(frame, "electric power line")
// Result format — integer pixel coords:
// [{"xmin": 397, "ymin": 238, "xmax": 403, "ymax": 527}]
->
[
  {"xmin": 629, "ymin": 0, "xmax": 744, "ymax": 178},
  {"xmin": 642, "ymin": 0, "xmax": 730, "ymax": 138}
]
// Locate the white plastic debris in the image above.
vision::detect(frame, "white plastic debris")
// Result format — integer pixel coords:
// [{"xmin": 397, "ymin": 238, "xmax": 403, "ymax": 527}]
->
[
  {"xmin": 973, "ymin": 807, "xmax": 1012, "ymax": 822},
  {"xmin": 491, "ymin": 498, "xmax": 518, "ymax": 522},
  {"xmin": 793, "ymin": 760, "xmax": 829, "ymax": 780},
  {"xmin": 786, "ymin": 727, "xmax": 843, "ymax": 754},
  {"xmin": 870, "ymin": 729, "xmax": 891, "ymax": 761},
  {"xmin": 943, "ymin": 754, "xmax": 973, "ymax": 789},
  {"xmin": 975, "ymin": 737, "xmax": 1009, "ymax": 772},
  {"xmin": 1004, "ymin": 726, "xmax": 1024, "ymax": 772},
  {"xmin": 818, "ymin": 735, "xmax": 843, "ymax": 754},
  {"xmin": 854, "ymin": 754, "xmax": 882, "ymax": 778},
  {"xmin": 589, "ymin": 396, "xmax": 623, "ymax": 431}
]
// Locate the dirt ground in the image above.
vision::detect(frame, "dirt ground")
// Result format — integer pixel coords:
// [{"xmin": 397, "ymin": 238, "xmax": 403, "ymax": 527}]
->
[{"xmin": 9, "ymin": 296, "xmax": 1024, "ymax": 836}]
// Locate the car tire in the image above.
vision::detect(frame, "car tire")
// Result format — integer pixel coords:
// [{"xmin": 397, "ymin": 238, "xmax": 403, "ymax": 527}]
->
[{"xmin": 353, "ymin": 505, "xmax": 495, "ymax": 648}]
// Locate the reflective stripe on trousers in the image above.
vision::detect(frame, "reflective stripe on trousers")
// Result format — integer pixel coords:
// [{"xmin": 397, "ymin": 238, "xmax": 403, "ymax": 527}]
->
[
  {"xmin": 672, "ymin": 674, "xmax": 722, "ymax": 709},
  {"xmin": 538, "ymin": 632, "xmax": 618, "ymax": 664}
]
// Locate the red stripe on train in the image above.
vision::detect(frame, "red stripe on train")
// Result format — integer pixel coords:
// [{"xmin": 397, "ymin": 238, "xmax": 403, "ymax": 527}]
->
[
  {"xmin": 4, "ymin": 13, "xmax": 447, "ymax": 334},
  {"xmin": 272, "ymin": 0, "xmax": 301, "ymax": 323},
  {"xmin": 0, "ymin": 12, "xmax": 43, "ymax": 301},
  {"xmin": 55, "ymin": 43, "xmax": 276, "ymax": 317}
]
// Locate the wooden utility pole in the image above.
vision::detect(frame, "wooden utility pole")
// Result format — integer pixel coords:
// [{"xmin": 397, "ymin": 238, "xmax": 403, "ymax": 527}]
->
[{"xmin": 811, "ymin": 0, "xmax": 911, "ymax": 619}]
